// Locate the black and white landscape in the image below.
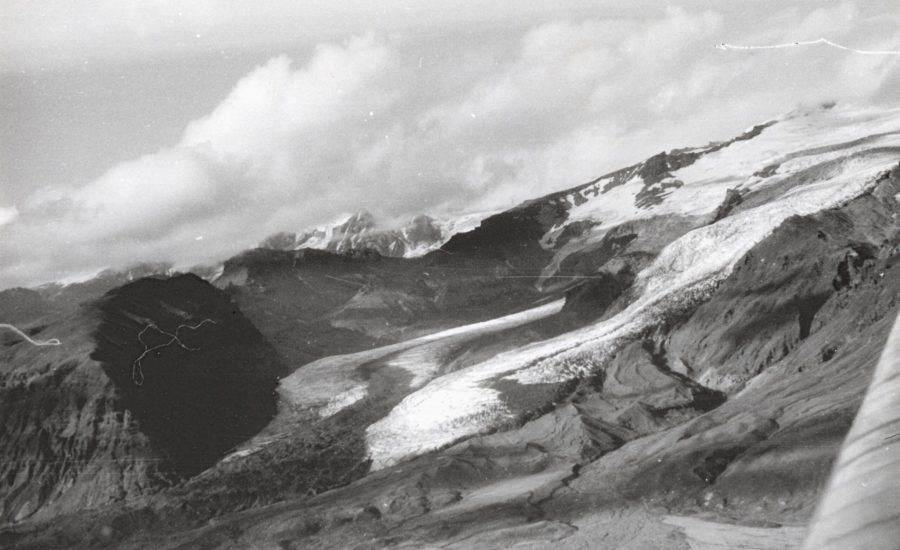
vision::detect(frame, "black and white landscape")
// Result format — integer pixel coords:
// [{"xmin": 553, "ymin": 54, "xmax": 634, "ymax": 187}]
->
[{"xmin": 1, "ymin": 3, "xmax": 899, "ymax": 549}]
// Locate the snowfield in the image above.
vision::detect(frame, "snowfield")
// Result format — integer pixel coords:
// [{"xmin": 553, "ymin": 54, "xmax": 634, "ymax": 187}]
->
[
  {"xmin": 570, "ymin": 106, "xmax": 900, "ymax": 226},
  {"xmin": 365, "ymin": 105, "xmax": 900, "ymax": 470}
]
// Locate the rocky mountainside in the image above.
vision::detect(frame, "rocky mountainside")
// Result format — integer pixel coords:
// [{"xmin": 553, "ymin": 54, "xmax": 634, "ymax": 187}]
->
[
  {"xmin": 1, "ymin": 104, "xmax": 899, "ymax": 549},
  {"xmin": 0, "ymin": 275, "xmax": 284, "ymax": 525}
]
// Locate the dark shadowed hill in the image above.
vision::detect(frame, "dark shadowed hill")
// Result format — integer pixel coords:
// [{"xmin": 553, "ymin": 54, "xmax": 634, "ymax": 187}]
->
[{"xmin": 0, "ymin": 275, "xmax": 284, "ymax": 525}]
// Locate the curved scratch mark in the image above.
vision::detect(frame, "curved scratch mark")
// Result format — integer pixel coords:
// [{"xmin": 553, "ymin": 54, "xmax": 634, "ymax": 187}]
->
[
  {"xmin": 0, "ymin": 323, "xmax": 61, "ymax": 346},
  {"xmin": 131, "ymin": 319, "xmax": 216, "ymax": 385},
  {"xmin": 716, "ymin": 38, "xmax": 900, "ymax": 56}
]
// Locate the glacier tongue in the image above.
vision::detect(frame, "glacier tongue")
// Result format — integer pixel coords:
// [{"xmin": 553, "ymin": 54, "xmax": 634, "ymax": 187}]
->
[
  {"xmin": 279, "ymin": 297, "xmax": 565, "ymax": 418},
  {"xmin": 365, "ymin": 146, "xmax": 898, "ymax": 471}
]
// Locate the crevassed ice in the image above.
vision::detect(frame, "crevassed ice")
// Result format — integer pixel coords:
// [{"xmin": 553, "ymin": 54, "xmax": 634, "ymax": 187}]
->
[{"xmin": 365, "ymin": 149, "xmax": 896, "ymax": 470}]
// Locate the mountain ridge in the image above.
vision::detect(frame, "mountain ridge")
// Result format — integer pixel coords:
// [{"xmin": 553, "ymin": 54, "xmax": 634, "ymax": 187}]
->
[
  {"xmin": 2, "ymin": 103, "xmax": 899, "ymax": 549},
  {"xmin": 259, "ymin": 210, "xmax": 490, "ymax": 259}
]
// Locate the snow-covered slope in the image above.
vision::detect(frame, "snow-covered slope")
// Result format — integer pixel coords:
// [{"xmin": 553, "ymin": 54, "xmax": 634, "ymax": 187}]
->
[
  {"xmin": 538, "ymin": 104, "xmax": 900, "ymax": 281},
  {"xmin": 365, "ymin": 104, "xmax": 900, "ymax": 469}
]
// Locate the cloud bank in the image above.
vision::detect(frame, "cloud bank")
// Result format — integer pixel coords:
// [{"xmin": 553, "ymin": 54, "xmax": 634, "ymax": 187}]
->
[{"xmin": 1, "ymin": 2, "xmax": 899, "ymax": 288}]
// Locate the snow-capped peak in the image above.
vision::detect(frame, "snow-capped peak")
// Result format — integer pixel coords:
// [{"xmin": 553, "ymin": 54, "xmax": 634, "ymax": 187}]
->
[{"xmin": 260, "ymin": 209, "xmax": 491, "ymax": 258}]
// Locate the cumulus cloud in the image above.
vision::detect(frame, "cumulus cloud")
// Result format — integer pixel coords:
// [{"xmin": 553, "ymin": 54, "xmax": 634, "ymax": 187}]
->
[
  {"xmin": 1, "ymin": 2, "xmax": 898, "ymax": 288},
  {"xmin": 0, "ymin": 207, "xmax": 18, "ymax": 227}
]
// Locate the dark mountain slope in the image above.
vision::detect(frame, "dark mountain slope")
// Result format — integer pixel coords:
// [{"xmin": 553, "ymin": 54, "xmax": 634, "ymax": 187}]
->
[
  {"xmin": 0, "ymin": 275, "xmax": 285, "ymax": 524},
  {"xmin": 438, "ymin": 198, "xmax": 563, "ymax": 267},
  {"xmin": 0, "ymin": 288, "xmax": 53, "ymax": 327},
  {"xmin": 1, "ymin": 309, "xmax": 169, "ymax": 525},
  {"xmin": 91, "ymin": 275, "xmax": 284, "ymax": 475},
  {"xmin": 214, "ymin": 245, "xmax": 552, "ymax": 367}
]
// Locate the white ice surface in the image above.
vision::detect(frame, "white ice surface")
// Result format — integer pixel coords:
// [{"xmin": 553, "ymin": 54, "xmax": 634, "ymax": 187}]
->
[
  {"xmin": 555, "ymin": 106, "xmax": 900, "ymax": 238},
  {"xmin": 365, "ymin": 137, "xmax": 899, "ymax": 470}
]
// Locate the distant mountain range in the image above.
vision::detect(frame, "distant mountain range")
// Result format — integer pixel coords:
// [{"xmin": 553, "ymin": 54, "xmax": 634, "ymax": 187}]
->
[{"xmin": 259, "ymin": 210, "xmax": 489, "ymax": 258}]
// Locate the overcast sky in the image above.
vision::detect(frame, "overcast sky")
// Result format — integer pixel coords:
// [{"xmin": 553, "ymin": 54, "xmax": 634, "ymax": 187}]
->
[{"xmin": 1, "ymin": 0, "xmax": 899, "ymax": 288}]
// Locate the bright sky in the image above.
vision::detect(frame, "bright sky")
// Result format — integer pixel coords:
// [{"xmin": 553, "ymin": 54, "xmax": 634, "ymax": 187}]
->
[{"xmin": 1, "ymin": 0, "xmax": 898, "ymax": 288}]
